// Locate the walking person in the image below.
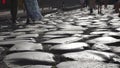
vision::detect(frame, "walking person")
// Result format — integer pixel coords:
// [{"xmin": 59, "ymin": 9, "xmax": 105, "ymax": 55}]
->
[
  {"xmin": 97, "ymin": 0, "xmax": 103, "ymax": 14},
  {"xmin": 104, "ymin": 0, "xmax": 109, "ymax": 8},
  {"xmin": 115, "ymin": 0, "xmax": 120, "ymax": 13},
  {"xmin": 24, "ymin": 0, "xmax": 43, "ymax": 24},
  {"xmin": 117, "ymin": 0, "xmax": 120, "ymax": 17},
  {"xmin": 88, "ymin": 0, "xmax": 96, "ymax": 14},
  {"xmin": 80, "ymin": 0, "xmax": 85, "ymax": 11},
  {"xmin": 10, "ymin": 0, "xmax": 18, "ymax": 26}
]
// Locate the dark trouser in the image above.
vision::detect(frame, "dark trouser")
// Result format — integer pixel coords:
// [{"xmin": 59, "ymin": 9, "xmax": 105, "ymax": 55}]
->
[
  {"xmin": 10, "ymin": 0, "xmax": 18, "ymax": 23},
  {"xmin": 90, "ymin": 8, "xmax": 93, "ymax": 14},
  {"xmin": 24, "ymin": 0, "xmax": 43, "ymax": 22}
]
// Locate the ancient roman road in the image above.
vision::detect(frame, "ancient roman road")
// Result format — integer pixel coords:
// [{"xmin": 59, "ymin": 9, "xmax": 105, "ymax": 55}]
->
[{"xmin": 0, "ymin": 5, "xmax": 120, "ymax": 68}]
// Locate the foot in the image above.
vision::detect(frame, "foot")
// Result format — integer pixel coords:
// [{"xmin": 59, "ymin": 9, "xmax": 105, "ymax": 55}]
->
[{"xmin": 118, "ymin": 14, "xmax": 120, "ymax": 17}]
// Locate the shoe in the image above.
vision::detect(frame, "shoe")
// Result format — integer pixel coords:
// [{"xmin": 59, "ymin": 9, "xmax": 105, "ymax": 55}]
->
[{"xmin": 118, "ymin": 14, "xmax": 120, "ymax": 17}]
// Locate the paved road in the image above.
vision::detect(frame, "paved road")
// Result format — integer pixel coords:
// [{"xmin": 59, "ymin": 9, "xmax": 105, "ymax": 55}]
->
[{"xmin": 0, "ymin": 5, "xmax": 120, "ymax": 68}]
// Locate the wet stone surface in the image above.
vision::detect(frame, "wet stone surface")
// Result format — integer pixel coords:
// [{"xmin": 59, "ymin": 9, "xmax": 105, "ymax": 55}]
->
[{"xmin": 0, "ymin": 5, "xmax": 120, "ymax": 68}]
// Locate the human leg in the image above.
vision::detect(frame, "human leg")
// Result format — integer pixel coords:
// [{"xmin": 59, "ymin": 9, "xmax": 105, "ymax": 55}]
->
[
  {"xmin": 24, "ymin": 0, "xmax": 43, "ymax": 24},
  {"xmin": 10, "ymin": 0, "xmax": 18, "ymax": 23}
]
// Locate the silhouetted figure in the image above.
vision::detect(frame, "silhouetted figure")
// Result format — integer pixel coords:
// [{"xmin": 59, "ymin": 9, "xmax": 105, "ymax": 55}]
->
[
  {"xmin": 97, "ymin": 0, "xmax": 103, "ymax": 14},
  {"xmin": 24, "ymin": 0, "xmax": 43, "ymax": 24},
  {"xmin": 114, "ymin": 0, "xmax": 120, "ymax": 13},
  {"xmin": 104, "ymin": 0, "xmax": 109, "ymax": 8},
  {"xmin": 84, "ymin": 0, "xmax": 88, "ymax": 7},
  {"xmin": 88, "ymin": 0, "xmax": 96, "ymax": 14},
  {"xmin": 80, "ymin": 0, "xmax": 85, "ymax": 11},
  {"xmin": 10, "ymin": 0, "xmax": 18, "ymax": 26}
]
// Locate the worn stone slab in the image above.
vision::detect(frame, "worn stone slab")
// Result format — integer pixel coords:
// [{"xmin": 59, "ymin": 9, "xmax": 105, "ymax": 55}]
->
[
  {"xmin": 12, "ymin": 65, "xmax": 52, "ymax": 68},
  {"xmin": 0, "ymin": 47, "xmax": 5, "ymax": 54},
  {"xmin": 14, "ymin": 28, "xmax": 36, "ymax": 32},
  {"xmin": 57, "ymin": 61, "xmax": 119, "ymax": 68},
  {"xmin": 90, "ymin": 31, "xmax": 110, "ymax": 35},
  {"xmin": 110, "ymin": 46, "xmax": 120, "ymax": 53},
  {"xmin": 29, "ymin": 28, "xmax": 49, "ymax": 33},
  {"xmin": 9, "ymin": 32, "xmax": 26, "ymax": 37},
  {"xmin": 9, "ymin": 42, "xmax": 43, "ymax": 51},
  {"xmin": 53, "ymin": 20, "xmax": 63, "ymax": 23},
  {"xmin": 38, "ymin": 24, "xmax": 56, "ymax": 29},
  {"xmin": 25, "ymin": 65, "xmax": 52, "ymax": 68},
  {"xmin": 116, "ymin": 27, "xmax": 120, "ymax": 31},
  {"xmin": 87, "ymin": 36, "xmax": 120, "ymax": 44},
  {"xmin": 58, "ymin": 25, "xmax": 87, "ymax": 31},
  {"xmin": 0, "ymin": 39, "xmax": 36, "ymax": 46},
  {"xmin": 4, "ymin": 52, "xmax": 55, "ymax": 68},
  {"xmin": 16, "ymin": 34, "xmax": 39, "ymax": 38},
  {"xmin": 25, "ymin": 25, "xmax": 41, "ymax": 28},
  {"xmin": 92, "ymin": 43, "xmax": 111, "ymax": 51},
  {"xmin": 62, "ymin": 50, "xmax": 119, "ymax": 62},
  {"xmin": 0, "ymin": 36, "xmax": 6, "ymax": 40},
  {"xmin": 43, "ymin": 37, "xmax": 82, "ymax": 44},
  {"xmin": 50, "ymin": 42, "xmax": 89, "ymax": 51},
  {"xmin": 43, "ymin": 34, "xmax": 67, "ymax": 38},
  {"xmin": 0, "ymin": 32, "xmax": 11, "ymax": 36},
  {"xmin": 45, "ymin": 31, "xmax": 83, "ymax": 35}
]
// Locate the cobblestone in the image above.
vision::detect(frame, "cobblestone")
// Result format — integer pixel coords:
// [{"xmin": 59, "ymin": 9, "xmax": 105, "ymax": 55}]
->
[{"xmin": 0, "ymin": 5, "xmax": 120, "ymax": 68}]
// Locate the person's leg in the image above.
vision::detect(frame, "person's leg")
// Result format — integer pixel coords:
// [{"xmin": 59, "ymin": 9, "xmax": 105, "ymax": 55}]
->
[
  {"xmin": 104, "ymin": 0, "xmax": 108, "ymax": 8},
  {"xmin": 24, "ymin": 0, "xmax": 43, "ymax": 24},
  {"xmin": 88, "ymin": 0, "xmax": 94, "ymax": 14},
  {"xmin": 10, "ymin": 0, "xmax": 18, "ymax": 23}
]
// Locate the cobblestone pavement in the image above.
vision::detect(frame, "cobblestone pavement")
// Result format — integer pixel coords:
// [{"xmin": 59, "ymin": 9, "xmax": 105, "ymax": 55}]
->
[{"xmin": 0, "ymin": 5, "xmax": 120, "ymax": 68}]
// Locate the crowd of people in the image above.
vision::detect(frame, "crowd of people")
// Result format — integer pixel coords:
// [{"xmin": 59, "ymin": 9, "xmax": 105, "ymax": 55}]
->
[
  {"xmin": 80, "ymin": 0, "xmax": 120, "ymax": 16},
  {"xmin": 9, "ymin": 0, "xmax": 120, "ymax": 28}
]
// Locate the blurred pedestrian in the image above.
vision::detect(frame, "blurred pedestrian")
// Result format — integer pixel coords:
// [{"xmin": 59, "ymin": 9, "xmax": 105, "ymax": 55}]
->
[
  {"xmin": 104, "ymin": 0, "xmax": 109, "ymax": 8},
  {"xmin": 24, "ymin": 0, "xmax": 43, "ymax": 24},
  {"xmin": 10, "ymin": 0, "xmax": 18, "ymax": 26},
  {"xmin": 117, "ymin": 0, "xmax": 120, "ymax": 17},
  {"xmin": 88, "ymin": 0, "xmax": 96, "ymax": 14},
  {"xmin": 97, "ymin": 0, "xmax": 103, "ymax": 14},
  {"xmin": 114, "ymin": 0, "xmax": 119, "ymax": 13},
  {"xmin": 80, "ymin": 0, "xmax": 85, "ymax": 11}
]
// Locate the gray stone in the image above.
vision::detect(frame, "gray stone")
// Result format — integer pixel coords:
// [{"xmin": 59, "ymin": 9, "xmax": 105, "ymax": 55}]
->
[
  {"xmin": 12, "ymin": 65, "xmax": 52, "ymax": 68},
  {"xmin": 9, "ymin": 32, "xmax": 26, "ymax": 37},
  {"xmin": 92, "ymin": 43, "xmax": 111, "ymax": 51},
  {"xmin": 50, "ymin": 42, "xmax": 89, "ymax": 51},
  {"xmin": 110, "ymin": 46, "xmax": 120, "ymax": 53},
  {"xmin": 26, "ymin": 25, "xmax": 41, "ymax": 28},
  {"xmin": 0, "ymin": 32, "xmax": 11, "ymax": 35},
  {"xmin": 0, "ymin": 36, "xmax": 7, "ymax": 40},
  {"xmin": 29, "ymin": 28, "xmax": 49, "ymax": 33},
  {"xmin": 0, "ymin": 47, "xmax": 5, "ymax": 54},
  {"xmin": 43, "ymin": 37, "xmax": 82, "ymax": 44},
  {"xmin": 87, "ymin": 36, "xmax": 120, "ymax": 44},
  {"xmin": 9, "ymin": 42, "xmax": 43, "ymax": 51},
  {"xmin": 62, "ymin": 50, "xmax": 119, "ymax": 62},
  {"xmin": 90, "ymin": 31, "xmax": 110, "ymax": 35},
  {"xmin": 65, "ymin": 18, "xmax": 74, "ymax": 22},
  {"xmin": 4, "ymin": 52, "xmax": 55, "ymax": 68},
  {"xmin": 38, "ymin": 25, "xmax": 56, "ymax": 29},
  {"xmin": 54, "ymin": 20, "xmax": 63, "ymax": 23},
  {"xmin": 43, "ymin": 34, "xmax": 67, "ymax": 38},
  {"xmin": 56, "ymin": 24, "xmax": 87, "ymax": 31},
  {"xmin": 116, "ymin": 27, "xmax": 120, "ymax": 31},
  {"xmin": 16, "ymin": 34, "xmax": 39, "ymax": 38},
  {"xmin": 0, "ymin": 39, "xmax": 36, "ymax": 46},
  {"xmin": 24, "ymin": 65, "xmax": 52, "ymax": 68},
  {"xmin": 15, "ymin": 28, "xmax": 35, "ymax": 32},
  {"xmin": 45, "ymin": 31, "xmax": 83, "ymax": 35},
  {"xmin": 57, "ymin": 61, "xmax": 119, "ymax": 68}
]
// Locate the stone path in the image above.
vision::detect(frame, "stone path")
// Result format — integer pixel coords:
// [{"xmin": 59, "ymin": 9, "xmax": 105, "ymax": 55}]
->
[{"xmin": 0, "ymin": 5, "xmax": 120, "ymax": 68}]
